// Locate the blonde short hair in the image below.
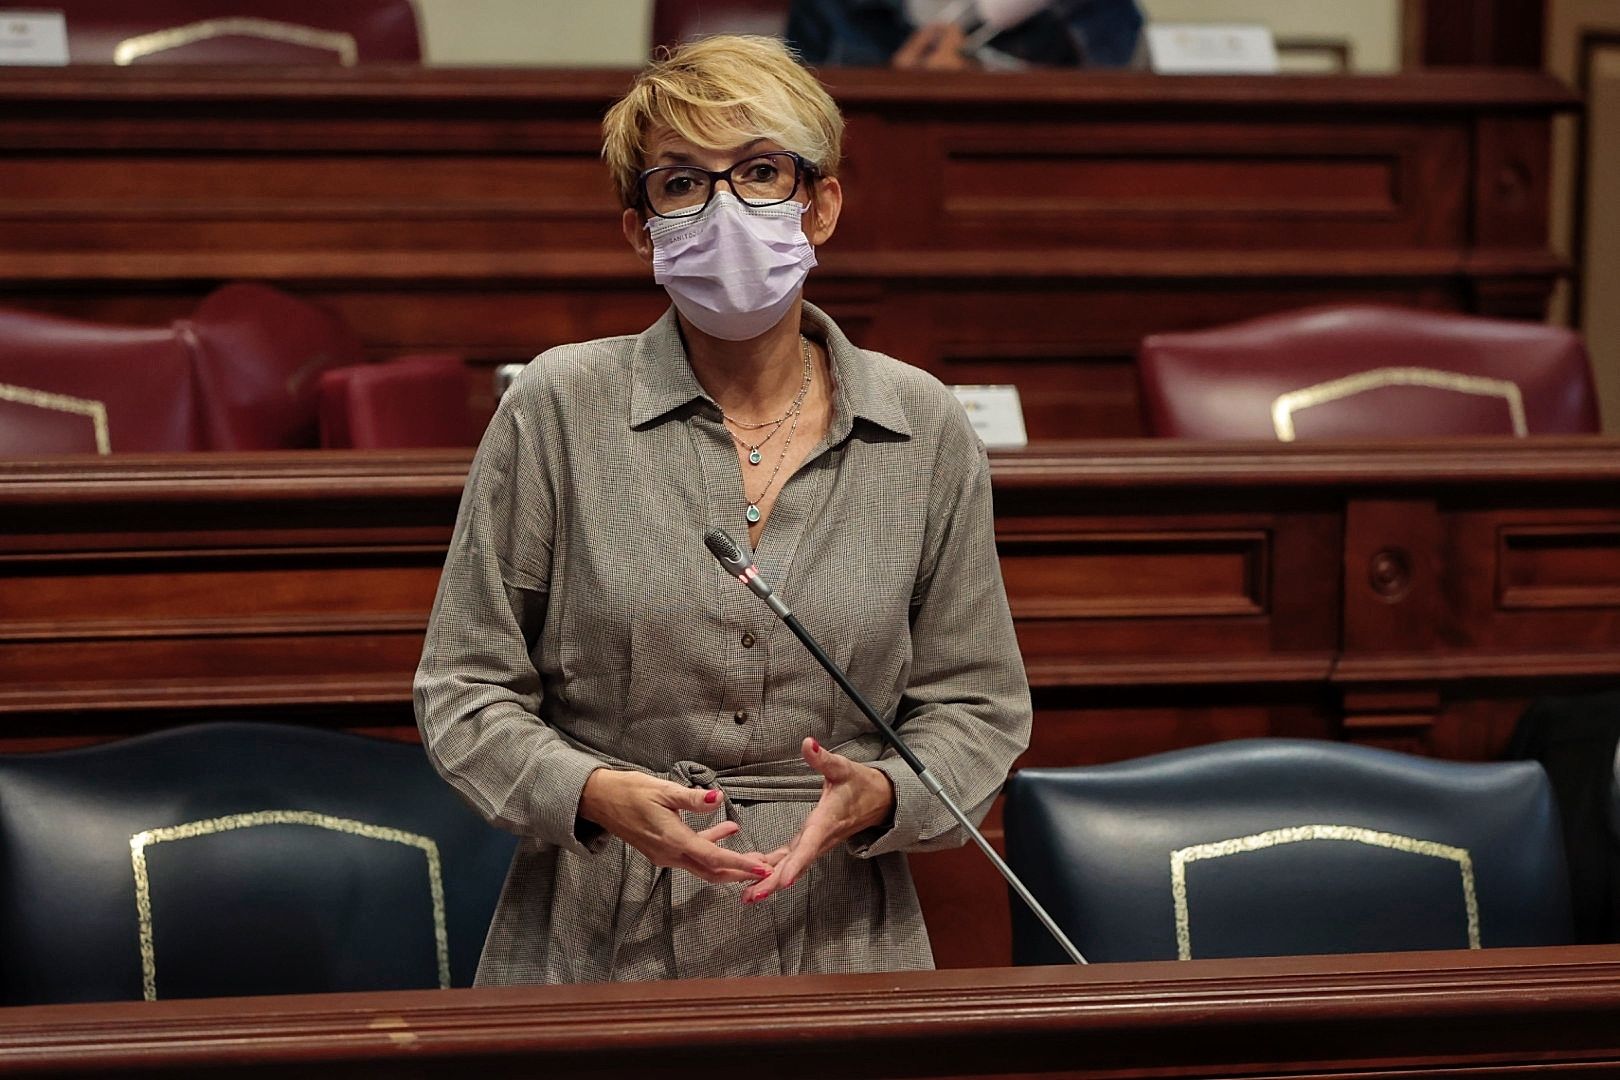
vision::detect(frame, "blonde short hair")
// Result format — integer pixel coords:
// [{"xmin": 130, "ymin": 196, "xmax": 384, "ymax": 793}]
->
[{"xmin": 602, "ymin": 35, "xmax": 843, "ymax": 210}]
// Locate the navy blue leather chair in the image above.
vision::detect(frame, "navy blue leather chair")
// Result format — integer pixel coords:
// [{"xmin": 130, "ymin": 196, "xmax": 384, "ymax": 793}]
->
[
  {"xmin": 1005, "ymin": 739, "xmax": 1573, "ymax": 965},
  {"xmin": 1609, "ymin": 738, "xmax": 1620, "ymax": 917},
  {"xmin": 0, "ymin": 723, "xmax": 517, "ymax": 1004}
]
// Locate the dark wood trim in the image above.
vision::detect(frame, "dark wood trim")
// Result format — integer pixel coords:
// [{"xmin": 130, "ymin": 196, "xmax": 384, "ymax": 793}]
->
[
  {"xmin": 0, "ymin": 65, "xmax": 1579, "ymax": 110},
  {"xmin": 991, "ymin": 437, "xmax": 1620, "ymax": 488},
  {"xmin": 1420, "ymin": 0, "xmax": 1548, "ymax": 68},
  {"xmin": 0, "ymin": 249, "xmax": 1571, "ymax": 290},
  {"xmin": 7, "ymin": 439, "xmax": 1620, "ymax": 504},
  {"xmin": 2, "ymin": 947, "xmax": 1619, "ymax": 1078}
]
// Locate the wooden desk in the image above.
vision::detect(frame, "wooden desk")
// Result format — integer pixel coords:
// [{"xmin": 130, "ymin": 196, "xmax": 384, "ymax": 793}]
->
[
  {"xmin": 0, "ymin": 67, "xmax": 1576, "ymax": 437},
  {"xmin": 4, "ymin": 440, "xmax": 1616, "ymax": 753},
  {"xmin": 3, "ymin": 947, "xmax": 1618, "ymax": 1078},
  {"xmin": 4, "ymin": 440, "xmax": 1618, "ymax": 966}
]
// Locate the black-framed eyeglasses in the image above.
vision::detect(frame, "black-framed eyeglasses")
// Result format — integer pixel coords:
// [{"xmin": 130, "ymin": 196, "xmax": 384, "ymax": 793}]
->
[{"xmin": 638, "ymin": 151, "xmax": 817, "ymax": 220}]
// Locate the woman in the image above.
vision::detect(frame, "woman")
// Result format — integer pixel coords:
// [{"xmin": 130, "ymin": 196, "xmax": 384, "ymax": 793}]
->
[{"xmin": 414, "ymin": 34, "xmax": 1030, "ymax": 983}]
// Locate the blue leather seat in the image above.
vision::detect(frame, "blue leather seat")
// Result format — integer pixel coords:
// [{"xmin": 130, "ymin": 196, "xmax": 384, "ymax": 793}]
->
[
  {"xmin": 1609, "ymin": 738, "xmax": 1620, "ymax": 907},
  {"xmin": 0, "ymin": 723, "xmax": 516, "ymax": 1004},
  {"xmin": 1005, "ymin": 739, "xmax": 1573, "ymax": 965}
]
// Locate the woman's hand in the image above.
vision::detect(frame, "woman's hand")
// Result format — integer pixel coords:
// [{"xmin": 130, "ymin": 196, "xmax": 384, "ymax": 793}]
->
[
  {"xmin": 892, "ymin": 22, "xmax": 975, "ymax": 70},
  {"xmin": 578, "ymin": 769, "xmax": 776, "ymax": 885},
  {"xmin": 742, "ymin": 738, "xmax": 895, "ymax": 904}
]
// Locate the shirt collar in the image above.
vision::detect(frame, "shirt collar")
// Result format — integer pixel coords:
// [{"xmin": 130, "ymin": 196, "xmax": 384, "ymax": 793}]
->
[{"xmin": 628, "ymin": 303, "xmax": 912, "ymax": 440}]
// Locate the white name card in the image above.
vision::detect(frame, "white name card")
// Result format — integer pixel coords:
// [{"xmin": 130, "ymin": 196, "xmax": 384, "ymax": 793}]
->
[
  {"xmin": 951, "ymin": 384, "xmax": 1028, "ymax": 449},
  {"xmin": 0, "ymin": 10, "xmax": 68, "ymax": 66},
  {"xmin": 1147, "ymin": 23, "xmax": 1278, "ymax": 75}
]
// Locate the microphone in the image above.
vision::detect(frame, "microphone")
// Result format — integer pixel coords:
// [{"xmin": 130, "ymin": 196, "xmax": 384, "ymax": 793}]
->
[
  {"xmin": 702, "ymin": 527, "xmax": 1087, "ymax": 965},
  {"xmin": 703, "ymin": 526, "xmax": 790, "ymax": 620}
]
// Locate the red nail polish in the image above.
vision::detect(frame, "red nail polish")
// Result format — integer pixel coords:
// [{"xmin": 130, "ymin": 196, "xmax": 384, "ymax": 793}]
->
[
  {"xmin": 809, "ymin": 738, "xmax": 821, "ymax": 753},
  {"xmin": 752, "ymin": 866, "xmax": 771, "ymax": 877},
  {"xmin": 704, "ymin": 789, "xmax": 719, "ymax": 804}
]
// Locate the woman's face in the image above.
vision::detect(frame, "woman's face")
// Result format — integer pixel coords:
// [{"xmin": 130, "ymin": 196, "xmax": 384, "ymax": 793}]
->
[{"xmin": 620, "ymin": 127, "xmax": 843, "ymax": 264}]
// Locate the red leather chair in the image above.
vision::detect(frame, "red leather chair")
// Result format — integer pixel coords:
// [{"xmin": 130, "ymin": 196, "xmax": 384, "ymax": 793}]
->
[
  {"xmin": 318, "ymin": 355, "xmax": 475, "ymax": 450},
  {"xmin": 186, "ymin": 282, "xmax": 367, "ymax": 451},
  {"xmin": 1137, "ymin": 306, "xmax": 1601, "ymax": 440},
  {"xmin": 50, "ymin": 0, "xmax": 420, "ymax": 65},
  {"xmin": 0, "ymin": 284, "xmax": 476, "ymax": 455},
  {"xmin": 652, "ymin": 0, "xmax": 791, "ymax": 52},
  {"xmin": 0, "ymin": 308, "xmax": 203, "ymax": 455}
]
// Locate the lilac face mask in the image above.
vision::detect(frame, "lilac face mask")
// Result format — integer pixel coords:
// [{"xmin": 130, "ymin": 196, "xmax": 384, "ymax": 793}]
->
[{"xmin": 647, "ymin": 191, "xmax": 818, "ymax": 341}]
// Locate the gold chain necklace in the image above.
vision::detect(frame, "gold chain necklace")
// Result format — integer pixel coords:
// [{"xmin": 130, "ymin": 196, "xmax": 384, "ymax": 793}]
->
[
  {"xmin": 742, "ymin": 400, "xmax": 803, "ymax": 525},
  {"xmin": 721, "ymin": 335, "xmax": 813, "ymax": 525},
  {"xmin": 719, "ymin": 336, "xmax": 813, "ymax": 464}
]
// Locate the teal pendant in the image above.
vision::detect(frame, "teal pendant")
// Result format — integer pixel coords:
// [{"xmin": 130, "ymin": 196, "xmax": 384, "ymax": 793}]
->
[
  {"xmin": 746, "ymin": 504, "xmax": 761, "ymax": 524},
  {"xmin": 748, "ymin": 448, "xmax": 762, "ymax": 465}
]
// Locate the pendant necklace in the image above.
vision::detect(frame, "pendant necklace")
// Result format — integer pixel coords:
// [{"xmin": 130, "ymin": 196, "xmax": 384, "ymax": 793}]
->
[
  {"xmin": 717, "ymin": 336, "xmax": 815, "ymax": 526},
  {"xmin": 719, "ymin": 336, "xmax": 813, "ymax": 468},
  {"xmin": 743, "ymin": 401, "xmax": 803, "ymax": 524}
]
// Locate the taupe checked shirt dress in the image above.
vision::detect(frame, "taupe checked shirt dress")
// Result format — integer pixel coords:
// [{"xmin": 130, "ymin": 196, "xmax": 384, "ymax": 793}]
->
[{"xmin": 414, "ymin": 303, "xmax": 1032, "ymax": 983}]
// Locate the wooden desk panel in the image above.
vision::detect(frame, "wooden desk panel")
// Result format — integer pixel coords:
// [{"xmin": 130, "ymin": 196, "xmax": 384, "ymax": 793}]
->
[
  {"xmin": 4, "ymin": 441, "xmax": 1619, "ymax": 965},
  {"xmin": 0, "ymin": 67, "xmax": 1575, "ymax": 438},
  {"xmin": 3, "ymin": 440, "xmax": 1617, "ymax": 748},
  {"xmin": 3, "ymin": 948, "xmax": 1619, "ymax": 1078}
]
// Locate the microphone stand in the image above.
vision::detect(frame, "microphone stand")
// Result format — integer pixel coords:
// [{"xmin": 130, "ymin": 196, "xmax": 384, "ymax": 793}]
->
[{"xmin": 704, "ymin": 528, "xmax": 1087, "ymax": 965}]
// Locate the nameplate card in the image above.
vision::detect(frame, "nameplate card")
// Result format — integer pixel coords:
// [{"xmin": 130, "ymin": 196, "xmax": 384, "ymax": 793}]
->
[
  {"xmin": 1147, "ymin": 24, "xmax": 1278, "ymax": 75},
  {"xmin": 951, "ymin": 384, "xmax": 1028, "ymax": 449},
  {"xmin": 0, "ymin": 10, "xmax": 68, "ymax": 65}
]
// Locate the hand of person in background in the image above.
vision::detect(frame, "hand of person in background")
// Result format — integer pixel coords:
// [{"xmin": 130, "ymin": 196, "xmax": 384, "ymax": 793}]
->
[
  {"xmin": 578, "ymin": 769, "xmax": 781, "ymax": 884},
  {"xmin": 742, "ymin": 737, "xmax": 895, "ymax": 903},
  {"xmin": 892, "ymin": 21, "xmax": 975, "ymax": 69}
]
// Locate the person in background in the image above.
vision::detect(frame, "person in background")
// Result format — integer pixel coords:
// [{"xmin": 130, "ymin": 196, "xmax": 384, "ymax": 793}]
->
[
  {"xmin": 786, "ymin": 0, "xmax": 1145, "ymax": 70},
  {"xmin": 414, "ymin": 34, "xmax": 1031, "ymax": 983}
]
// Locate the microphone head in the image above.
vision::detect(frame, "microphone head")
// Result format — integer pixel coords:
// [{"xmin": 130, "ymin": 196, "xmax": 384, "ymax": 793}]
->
[{"xmin": 703, "ymin": 527, "xmax": 753, "ymax": 575}]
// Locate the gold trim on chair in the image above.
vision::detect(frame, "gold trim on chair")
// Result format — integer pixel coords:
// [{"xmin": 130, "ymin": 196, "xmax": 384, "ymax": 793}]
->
[
  {"xmin": 1270, "ymin": 367, "xmax": 1527, "ymax": 441},
  {"xmin": 129, "ymin": 810, "xmax": 450, "ymax": 1001},
  {"xmin": 1169, "ymin": 824, "xmax": 1480, "ymax": 961},
  {"xmin": 114, "ymin": 19, "xmax": 359, "ymax": 66},
  {"xmin": 0, "ymin": 383, "xmax": 110, "ymax": 454}
]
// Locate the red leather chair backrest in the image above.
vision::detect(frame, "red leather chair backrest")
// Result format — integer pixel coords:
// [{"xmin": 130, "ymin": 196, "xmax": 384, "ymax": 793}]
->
[
  {"xmin": 186, "ymin": 283, "xmax": 366, "ymax": 451},
  {"xmin": 651, "ymin": 0, "xmax": 791, "ymax": 52},
  {"xmin": 0, "ymin": 308, "xmax": 202, "ymax": 455},
  {"xmin": 48, "ymin": 0, "xmax": 420, "ymax": 65},
  {"xmin": 318, "ymin": 354, "xmax": 477, "ymax": 450},
  {"xmin": 1138, "ymin": 306, "xmax": 1601, "ymax": 440}
]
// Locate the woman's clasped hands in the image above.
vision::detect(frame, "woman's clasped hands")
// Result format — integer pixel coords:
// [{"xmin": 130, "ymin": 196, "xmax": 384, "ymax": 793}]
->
[
  {"xmin": 576, "ymin": 737, "xmax": 895, "ymax": 903},
  {"xmin": 577, "ymin": 768, "xmax": 777, "ymax": 885},
  {"xmin": 742, "ymin": 737, "xmax": 895, "ymax": 904}
]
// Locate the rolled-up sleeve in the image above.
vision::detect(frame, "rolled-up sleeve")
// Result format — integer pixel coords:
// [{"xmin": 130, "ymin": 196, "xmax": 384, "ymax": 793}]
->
[
  {"xmin": 413, "ymin": 388, "xmax": 605, "ymax": 853},
  {"xmin": 856, "ymin": 410, "xmax": 1032, "ymax": 857}
]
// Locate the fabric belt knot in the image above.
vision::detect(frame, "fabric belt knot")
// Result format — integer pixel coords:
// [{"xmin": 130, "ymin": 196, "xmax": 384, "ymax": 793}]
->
[{"xmin": 669, "ymin": 760, "xmax": 718, "ymax": 789}]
